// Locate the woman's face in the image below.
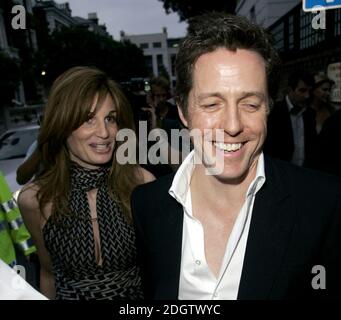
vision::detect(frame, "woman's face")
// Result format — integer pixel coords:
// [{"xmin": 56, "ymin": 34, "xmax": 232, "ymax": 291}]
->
[
  {"xmin": 67, "ymin": 94, "xmax": 118, "ymax": 169},
  {"xmin": 313, "ymin": 82, "xmax": 332, "ymax": 104}
]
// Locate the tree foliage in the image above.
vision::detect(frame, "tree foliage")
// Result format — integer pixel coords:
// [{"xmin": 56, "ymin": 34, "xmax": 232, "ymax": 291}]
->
[
  {"xmin": 158, "ymin": 0, "xmax": 237, "ymax": 21},
  {"xmin": 0, "ymin": 52, "xmax": 21, "ymax": 107},
  {"xmin": 1, "ymin": 0, "xmax": 41, "ymax": 103},
  {"xmin": 37, "ymin": 26, "xmax": 147, "ymax": 87}
]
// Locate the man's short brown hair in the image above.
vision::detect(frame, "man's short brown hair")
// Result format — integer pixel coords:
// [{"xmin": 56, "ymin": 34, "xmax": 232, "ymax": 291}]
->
[{"xmin": 175, "ymin": 12, "xmax": 280, "ymax": 116}]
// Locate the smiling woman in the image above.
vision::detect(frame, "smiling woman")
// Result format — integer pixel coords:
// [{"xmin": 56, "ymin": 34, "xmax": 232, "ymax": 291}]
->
[
  {"xmin": 17, "ymin": 66, "xmax": 154, "ymax": 300},
  {"xmin": 66, "ymin": 95, "xmax": 118, "ymax": 169}
]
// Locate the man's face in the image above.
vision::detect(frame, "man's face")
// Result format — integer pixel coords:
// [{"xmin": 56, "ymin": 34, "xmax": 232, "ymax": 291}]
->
[
  {"xmin": 178, "ymin": 48, "xmax": 268, "ymax": 183},
  {"xmin": 288, "ymin": 80, "xmax": 311, "ymax": 108},
  {"xmin": 151, "ymin": 85, "xmax": 168, "ymax": 106}
]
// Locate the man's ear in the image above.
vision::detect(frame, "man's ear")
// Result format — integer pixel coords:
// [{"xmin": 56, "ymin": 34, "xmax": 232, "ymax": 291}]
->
[{"xmin": 177, "ymin": 104, "xmax": 189, "ymax": 128}]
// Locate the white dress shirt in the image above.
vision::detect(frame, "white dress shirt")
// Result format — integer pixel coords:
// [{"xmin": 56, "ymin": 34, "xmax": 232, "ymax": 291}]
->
[
  {"xmin": 286, "ymin": 95, "xmax": 305, "ymax": 166},
  {"xmin": 169, "ymin": 151, "xmax": 266, "ymax": 300}
]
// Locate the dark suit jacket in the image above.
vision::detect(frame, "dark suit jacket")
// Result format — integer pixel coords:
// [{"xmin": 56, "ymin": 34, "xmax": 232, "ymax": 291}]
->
[
  {"xmin": 264, "ymin": 100, "xmax": 317, "ymax": 167},
  {"xmin": 131, "ymin": 157, "xmax": 341, "ymax": 300},
  {"xmin": 312, "ymin": 109, "xmax": 341, "ymax": 176}
]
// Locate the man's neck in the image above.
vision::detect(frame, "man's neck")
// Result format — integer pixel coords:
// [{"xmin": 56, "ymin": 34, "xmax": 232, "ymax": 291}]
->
[{"xmin": 190, "ymin": 160, "xmax": 259, "ymax": 210}]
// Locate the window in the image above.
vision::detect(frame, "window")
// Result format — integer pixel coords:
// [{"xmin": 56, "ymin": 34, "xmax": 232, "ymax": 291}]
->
[
  {"xmin": 157, "ymin": 54, "xmax": 163, "ymax": 67},
  {"xmin": 0, "ymin": 132, "xmax": 14, "ymax": 148},
  {"xmin": 0, "ymin": 128, "xmax": 39, "ymax": 160},
  {"xmin": 271, "ymin": 22, "xmax": 284, "ymax": 52},
  {"xmin": 144, "ymin": 55, "xmax": 153, "ymax": 74},
  {"xmin": 153, "ymin": 42, "xmax": 162, "ymax": 48},
  {"xmin": 170, "ymin": 54, "xmax": 176, "ymax": 77},
  {"xmin": 288, "ymin": 15, "xmax": 294, "ymax": 50},
  {"xmin": 157, "ymin": 54, "xmax": 164, "ymax": 75},
  {"xmin": 140, "ymin": 43, "xmax": 149, "ymax": 49},
  {"xmin": 299, "ymin": 10, "xmax": 325, "ymax": 50}
]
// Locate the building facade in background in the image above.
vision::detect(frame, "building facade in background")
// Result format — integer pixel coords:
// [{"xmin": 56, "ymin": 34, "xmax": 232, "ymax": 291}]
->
[
  {"xmin": 237, "ymin": 0, "xmax": 341, "ymax": 104},
  {"xmin": 1, "ymin": 0, "xmax": 109, "ymax": 106},
  {"xmin": 0, "ymin": 0, "xmax": 39, "ymax": 104},
  {"xmin": 120, "ymin": 28, "xmax": 181, "ymax": 90},
  {"xmin": 236, "ymin": 0, "xmax": 300, "ymax": 28},
  {"xmin": 0, "ymin": 0, "xmax": 110, "ymax": 131},
  {"xmin": 34, "ymin": 0, "xmax": 110, "ymax": 36},
  {"xmin": 34, "ymin": 0, "xmax": 75, "ymax": 34}
]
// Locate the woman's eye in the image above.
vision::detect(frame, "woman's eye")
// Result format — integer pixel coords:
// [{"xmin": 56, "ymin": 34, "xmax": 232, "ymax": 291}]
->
[
  {"xmin": 106, "ymin": 116, "xmax": 116, "ymax": 123},
  {"xmin": 85, "ymin": 117, "xmax": 94, "ymax": 124}
]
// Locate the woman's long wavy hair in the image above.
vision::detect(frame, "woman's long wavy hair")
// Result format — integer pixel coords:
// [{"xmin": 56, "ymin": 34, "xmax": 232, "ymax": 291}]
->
[{"xmin": 36, "ymin": 66, "xmax": 142, "ymax": 223}]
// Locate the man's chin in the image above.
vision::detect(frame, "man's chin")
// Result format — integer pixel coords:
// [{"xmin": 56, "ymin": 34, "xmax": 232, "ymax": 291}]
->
[
  {"xmin": 203, "ymin": 164, "xmax": 247, "ymax": 184},
  {"xmin": 219, "ymin": 168, "xmax": 248, "ymax": 182}
]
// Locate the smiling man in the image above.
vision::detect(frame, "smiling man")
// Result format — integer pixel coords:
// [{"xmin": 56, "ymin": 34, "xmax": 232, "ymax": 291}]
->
[{"xmin": 131, "ymin": 13, "xmax": 341, "ymax": 300}]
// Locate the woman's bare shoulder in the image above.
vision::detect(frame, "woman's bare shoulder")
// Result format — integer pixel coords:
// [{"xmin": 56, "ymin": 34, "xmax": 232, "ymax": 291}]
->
[
  {"xmin": 136, "ymin": 166, "xmax": 156, "ymax": 184},
  {"xmin": 18, "ymin": 183, "xmax": 40, "ymax": 211}
]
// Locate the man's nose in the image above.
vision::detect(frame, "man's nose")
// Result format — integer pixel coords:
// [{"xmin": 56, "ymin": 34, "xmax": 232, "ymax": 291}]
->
[{"xmin": 222, "ymin": 105, "xmax": 243, "ymax": 136}]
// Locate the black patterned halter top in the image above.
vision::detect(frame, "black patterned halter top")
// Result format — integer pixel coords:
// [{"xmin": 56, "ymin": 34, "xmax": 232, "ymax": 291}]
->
[{"xmin": 42, "ymin": 163, "xmax": 143, "ymax": 300}]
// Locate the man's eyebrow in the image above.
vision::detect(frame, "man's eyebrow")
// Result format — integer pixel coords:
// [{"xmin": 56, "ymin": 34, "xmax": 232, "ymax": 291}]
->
[
  {"xmin": 239, "ymin": 91, "xmax": 266, "ymax": 100},
  {"xmin": 197, "ymin": 92, "xmax": 225, "ymax": 100},
  {"xmin": 197, "ymin": 91, "xmax": 266, "ymax": 101}
]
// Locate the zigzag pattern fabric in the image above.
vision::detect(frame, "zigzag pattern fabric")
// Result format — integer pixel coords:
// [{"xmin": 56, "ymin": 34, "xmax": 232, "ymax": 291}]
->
[{"xmin": 43, "ymin": 163, "xmax": 143, "ymax": 300}]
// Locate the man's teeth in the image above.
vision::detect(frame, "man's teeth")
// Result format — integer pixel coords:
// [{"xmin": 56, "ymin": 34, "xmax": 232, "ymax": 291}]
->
[{"xmin": 214, "ymin": 142, "xmax": 242, "ymax": 152}]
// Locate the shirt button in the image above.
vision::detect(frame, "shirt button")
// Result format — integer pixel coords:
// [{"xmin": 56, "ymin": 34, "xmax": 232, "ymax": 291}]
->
[{"xmin": 195, "ymin": 260, "xmax": 201, "ymax": 265}]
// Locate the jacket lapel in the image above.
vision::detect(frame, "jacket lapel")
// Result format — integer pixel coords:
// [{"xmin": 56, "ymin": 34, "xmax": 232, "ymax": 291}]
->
[
  {"xmin": 237, "ymin": 157, "xmax": 297, "ymax": 299},
  {"xmin": 154, "ymin": 190, "xmax": 184, "ymax": 299}
]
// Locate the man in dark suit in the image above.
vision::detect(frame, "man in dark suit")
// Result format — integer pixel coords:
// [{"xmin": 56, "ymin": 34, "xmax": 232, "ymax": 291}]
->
[
  {"xmin": 313, "ymin": 108, "xmax": 341, "ymax": 176},
  {"xmin": 264, "ymin": 71, "xmax": 317, "ymax": 167},
  {"xmin": 131, "ymin": 13, "xmax": 341, "ymax": 300}
]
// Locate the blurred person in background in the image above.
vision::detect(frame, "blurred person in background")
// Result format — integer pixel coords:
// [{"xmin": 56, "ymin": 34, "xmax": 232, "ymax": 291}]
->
[
  {"xmin": 264, "ymin": 70, "xmax": 317, "ymax": 167},
  {"xmin": 310, "ymin": 72, "xmax": 335, "ymax": 134},
  {"xmin": 143, "ymin": 76, "xmax": 186, "ymax": 175},
  {"xmin": 0, "ymin": 171, "xmax": 36, "ymax": 267},
  {"xmin": 0, "ymin": 171, "xmax": 37, "ymax": 292},
  {"xmin": 312, "ymin": 108, "xmax": 341, "ymax": 176}
]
